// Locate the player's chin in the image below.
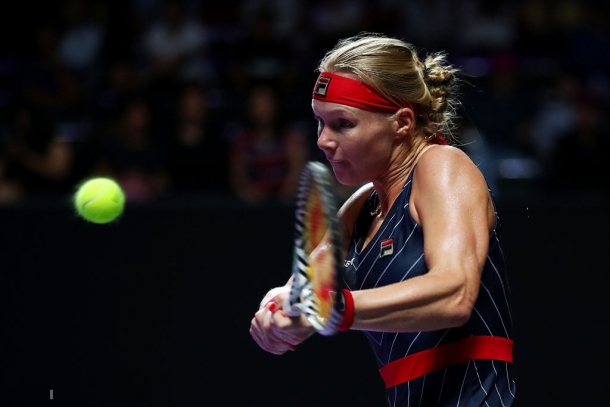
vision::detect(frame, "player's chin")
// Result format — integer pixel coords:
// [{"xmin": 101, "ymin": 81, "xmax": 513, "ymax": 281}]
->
[{"xmin": 330, "ymin": 162, "xmax": 360, "ymax": 186}]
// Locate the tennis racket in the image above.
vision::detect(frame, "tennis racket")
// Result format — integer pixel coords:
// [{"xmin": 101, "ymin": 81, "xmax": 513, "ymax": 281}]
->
[{"xmin": 283, "ymin": 162, "xmax": 347, "ymax": 336}]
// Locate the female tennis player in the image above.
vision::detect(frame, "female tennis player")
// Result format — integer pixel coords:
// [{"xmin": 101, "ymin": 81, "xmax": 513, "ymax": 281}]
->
[{"xmin": 250, "ymin": 34, "xmax": 515, "ymax": 406}]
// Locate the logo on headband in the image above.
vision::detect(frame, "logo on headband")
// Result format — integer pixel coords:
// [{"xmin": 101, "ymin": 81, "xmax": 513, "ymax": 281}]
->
[{"xmin": 314, "ymin": 76, "xmax": 332, "ymax": 97}]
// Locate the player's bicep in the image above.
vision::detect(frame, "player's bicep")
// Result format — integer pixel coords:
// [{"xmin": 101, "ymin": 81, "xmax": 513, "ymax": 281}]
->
[{"xmin": 414, "ymin": 148, "xmax": 491, "ymax": 283}]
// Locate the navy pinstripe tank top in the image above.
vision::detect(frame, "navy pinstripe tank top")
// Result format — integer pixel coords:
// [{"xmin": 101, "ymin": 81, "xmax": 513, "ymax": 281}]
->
[{"xmin": 343, "ymin": 166, "xmax": 516, "ymax": 407}]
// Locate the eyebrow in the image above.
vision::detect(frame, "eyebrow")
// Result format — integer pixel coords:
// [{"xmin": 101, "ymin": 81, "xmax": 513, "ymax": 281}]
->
[{"xmin": 312, "ymin": 106, "xmax": 355, "ymax": 119}]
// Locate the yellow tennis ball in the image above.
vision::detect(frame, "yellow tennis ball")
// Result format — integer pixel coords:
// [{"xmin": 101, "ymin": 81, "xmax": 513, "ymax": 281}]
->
[{"xmin": 74, "ymin": 178, "xmax": 125, "ymax": 224}]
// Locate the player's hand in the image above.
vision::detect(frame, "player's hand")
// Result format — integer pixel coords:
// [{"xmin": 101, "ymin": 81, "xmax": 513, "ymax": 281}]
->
[
  {"xmin": 250, "ymin": 300, "xmax": 295, "ymax": 355},
  {"xmin": 268, "ymin": 292, "xmax": 316, "ymax": 347}
]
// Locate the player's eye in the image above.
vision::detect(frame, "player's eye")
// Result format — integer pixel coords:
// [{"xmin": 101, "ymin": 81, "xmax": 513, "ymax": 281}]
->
[{"xmin": 338, "ymin": 119, "xmax": 354, "ymax": 129}]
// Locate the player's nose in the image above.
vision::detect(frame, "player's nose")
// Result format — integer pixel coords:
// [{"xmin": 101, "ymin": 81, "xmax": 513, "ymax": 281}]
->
[{"xmin": 317, "ymin": 127, "xmax": 336, "ymax": 152}]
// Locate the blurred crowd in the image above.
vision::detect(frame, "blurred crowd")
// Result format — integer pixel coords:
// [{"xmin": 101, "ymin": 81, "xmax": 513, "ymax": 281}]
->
[{"xmin": 0, "ymin": 0, "xmax": 608, "ymax": 205}]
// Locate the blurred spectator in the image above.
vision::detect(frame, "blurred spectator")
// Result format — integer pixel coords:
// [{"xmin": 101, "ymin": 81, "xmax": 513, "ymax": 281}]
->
[
  {"xmin": 309, "ymin": 0, "xmax": 365, "ymax": 40},
  {"xmin": 141, "ymin": 0, "xmax": 213, "ymax": 85},
  {"xmin": 231, "ymin": 10, "xmax": 292, "ymax": 86},
  {"xmin": 466, "ymin": 54, "xmax": 534, "ymax": 152},
  {"xmin": 531, "ymin": 74, "xmax": 579, "ymax": 161},
  {"xmin": 387, "ymin": 0, "xmax": 457, "ymax": 51},
  {"xmin": 458, "ymin": 0, "xmax": 518, "ymax": 52},
  {"xmin": 166, "ymin": 84, "xmax": 229, "ymax": 192},
  {"xmin": 230, "ymin": 85, "xmax": 307, "ymax": 204},
  {"xmin": 0, "ymin": 106, "xmax": 74, "ymax": 202},
  {"xmin": 57, "ymin": 0, "xmax": 105, "ymax": 73},
  {"xmin": 2, "ymin": 0, "xmax": 609, "ymax": 203},
  {"xmin": 96, "ymin": 100, "xmax": 168, "ymax": 201},
  {"xmin": 239, "ymin": 0, "xmax": 302, "ymax": 37},
  {"xmin": 551, "ymin": 97, "xmax": 610, "ymax": 190},
  {"xmin": 20, "ymin": 23, "xmax": 81, "ymax": 126},
  {"xmin": 96, "ymin": 60, "xmax": 139, "ymax": 137}
]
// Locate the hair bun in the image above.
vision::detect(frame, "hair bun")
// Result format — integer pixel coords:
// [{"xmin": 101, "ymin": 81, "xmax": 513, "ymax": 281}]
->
[{"xmin": 421, "ymin": 53, "xmax": 458, "ymax": 123}]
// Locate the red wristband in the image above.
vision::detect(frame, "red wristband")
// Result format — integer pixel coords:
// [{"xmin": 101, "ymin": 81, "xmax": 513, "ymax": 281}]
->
[{"xmin": 339, "ymin": 289, "xmax": 355, "ymax": 331}]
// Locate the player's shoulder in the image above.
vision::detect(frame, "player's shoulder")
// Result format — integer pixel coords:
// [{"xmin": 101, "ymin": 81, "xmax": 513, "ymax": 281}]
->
[
  {"xmin": 414, "ymin": 145, "xmax": 485, "ymax": 189},
  {"xmin": 338, "ymin": 183, "xmax": 374, "ymax": 239}
]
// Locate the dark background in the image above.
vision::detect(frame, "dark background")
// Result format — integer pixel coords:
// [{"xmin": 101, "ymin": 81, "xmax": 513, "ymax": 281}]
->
[{"xmin": 0, "ymin": 0, "xmax": 609, "ymax": 406}]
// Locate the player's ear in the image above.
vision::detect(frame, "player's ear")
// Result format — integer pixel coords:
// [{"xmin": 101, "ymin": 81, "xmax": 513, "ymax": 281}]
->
[{"xmin": 393, "ymin": 107, "xmax": 415, "ymax": 140}]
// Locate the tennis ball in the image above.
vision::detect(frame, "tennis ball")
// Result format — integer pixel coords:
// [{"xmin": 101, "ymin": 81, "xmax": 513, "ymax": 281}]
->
[{"xmin": 74, "ymin": 178, "xmax": 125, "ymax": 224}]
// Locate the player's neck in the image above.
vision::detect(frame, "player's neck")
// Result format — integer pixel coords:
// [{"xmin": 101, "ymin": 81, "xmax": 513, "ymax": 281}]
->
[{"xmin": 372, "ymin": 137, "xmax": 429, "ymax": 218}]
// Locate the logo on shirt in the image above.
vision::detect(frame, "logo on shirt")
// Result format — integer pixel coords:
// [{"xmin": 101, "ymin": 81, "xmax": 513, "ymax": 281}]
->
[
  {"xmin": 380, "ymin": 239, "xmax": 394, "ymax": 258},
  {"xmin": 314, "ymin": 76, "xmax": 332, "ymax": 97},
  {"xmin": 344, "ymin": 257, "xmax": 355, "ymax": 268}
]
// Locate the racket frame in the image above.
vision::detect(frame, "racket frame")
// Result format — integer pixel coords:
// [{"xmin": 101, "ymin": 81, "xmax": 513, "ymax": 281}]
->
[{"xmin": 283, "ymin": 162, "xmax": 345, "ymax": 336}]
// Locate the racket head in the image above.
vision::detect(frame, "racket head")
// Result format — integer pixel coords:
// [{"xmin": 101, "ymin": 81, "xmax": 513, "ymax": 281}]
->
[{"xmin": 284, "ymin": 162, "xmax": 345, "ymax": 336}]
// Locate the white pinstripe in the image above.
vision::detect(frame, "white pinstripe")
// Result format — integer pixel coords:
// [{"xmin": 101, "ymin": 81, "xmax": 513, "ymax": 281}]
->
[
  {"xmin": 491, "ymin": 361, "xmax": 507, "ymax": 407},
  {"xmin": 436, "ymin": 368, "xmax": 447, "ymax": 406},
  {"xmin": 399, "ymin": 253, "xmax": 424, "ymax": 282},
  {"xmin": 494, "ymin": 232, "xmax": 505, "ymax": 259},
  {"xmin": 473, "ymin": 361, "xmax": 488, "ymax": 396},
  {"xmin": 374, "ymin": 351, "xmax": 384, "ymax": 367},
  {"xmin": 394, "ymin": 385, "xmax": 397, "ymax": 407},
  {"xmin": 372, "ymin": 228, "xmax": 419, "ymax": 289},
  {"xmin": 505, "ymin": 362, "xmax": 516, "ymax": 398},
  {"xmin": 456, "ymin": 360, "xmax": 471, "ymax": 407},
  {"xmin": 487, "ymin": 255, "xmax": 513, "ymax": 324},
  {"xmin": 355, "ymin": 212, "xmax": 398, "ymax": 259},
  {"xmin": 481, "ymin": 281, "xmax": 509, "ymax": 338},
  {"xmin": 435, "ymin": 328, "xmax": 451, "ymax": 347},
  {"xmin": 356, "ymin": 179, "xmax": 412, "ymax": 272},
  {"xmin": 354, "ymin": 178, "xmax": 411, "ymax": 260},
  {"xmin": 342, "ymin": 275, "xmax": 352, "ymax": 291},
  {"xmin": 419, "ymin": 375, "xmax": 426, "ymax": 407},
  {"xmin": 404, "ymin": 331, "xmax": 422, "ymax": 357},
  {"xmin": 364, "ymin": 330, "xmax": 385, "ymax": 346},
  {"xmin": 474, "ymin": 306, "xmax": 493, "ymax": 336},
  {"xmin": 357, "ymin": 214, "xmax": 401, "ymax": 287},
  {"xmin": 387, "ymin": 333, "xmax": 400, "ymax": 363}
]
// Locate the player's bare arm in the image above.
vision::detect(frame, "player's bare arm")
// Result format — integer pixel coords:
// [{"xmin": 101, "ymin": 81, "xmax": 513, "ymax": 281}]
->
[{"xmin": 350, "ymin": 146, "xmax": 493, "ymax": 332}]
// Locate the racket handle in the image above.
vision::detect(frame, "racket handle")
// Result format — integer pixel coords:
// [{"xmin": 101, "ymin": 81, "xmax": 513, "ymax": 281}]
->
[{"xmin": 282, "ymin": 296, "xmax": 302, "ymax": 317}]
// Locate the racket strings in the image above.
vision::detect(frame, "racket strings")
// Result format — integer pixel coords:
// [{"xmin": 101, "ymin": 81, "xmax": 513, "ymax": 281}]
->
[
  {"xmin": 304, "ymin": 183, "xmax": 338, "ymax": 325},
  {"xmin": 304, "ymin": 186, "xmax": 326, "ymax": 255},
  {"xmin": 289, "ymin": 162, "xmax": 345, "ymax": 335}
]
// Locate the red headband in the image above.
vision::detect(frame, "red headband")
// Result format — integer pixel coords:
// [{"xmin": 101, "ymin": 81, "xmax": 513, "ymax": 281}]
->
[
  {"xmin": 312, "ymin": 72, "xmax": 448, "ymax": 145},
  {"xmin": 312, "ymin": 72, "xmax": 400, "ymax": 113}
]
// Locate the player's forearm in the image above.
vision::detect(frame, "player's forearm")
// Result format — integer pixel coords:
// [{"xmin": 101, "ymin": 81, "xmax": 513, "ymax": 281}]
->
[{"xmin": 349, "ymin": 272, "xmax": 476, "ymax": 332}]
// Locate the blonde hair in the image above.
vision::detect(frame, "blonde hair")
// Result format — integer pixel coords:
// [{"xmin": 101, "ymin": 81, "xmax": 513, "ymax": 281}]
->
[{"xmin": 317, "ymin": 34, "xmax": 460, "ymax": 142}]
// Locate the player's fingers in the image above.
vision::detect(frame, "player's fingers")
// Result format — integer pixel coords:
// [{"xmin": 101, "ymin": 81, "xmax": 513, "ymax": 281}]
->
[
  {"xmin": 250, "ymin": 318, "xmax": 267, "ymax": 346},
  {"xmin": 253, "ymin": 305, "xmax": 297, "ymax": 352},
  {"xmin": 258, "ymin": 315, "xmax": 290, "ymax": 351},
  {"xmin": 257, "ymin": 333, "xmax": 291, "ymax": 355},
  {"xmin": 273, "ymin": 291, "xmax": 289, "ymax": 310},
  {"xmin": 270, "ymin": 310, "xmax": 292, "ymax": 332}
]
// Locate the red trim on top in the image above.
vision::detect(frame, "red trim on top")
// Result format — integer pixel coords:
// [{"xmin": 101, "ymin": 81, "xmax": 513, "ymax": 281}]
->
[{"xmin": 379, "ymin": 336, "xmax": 513, "ymax": 388}]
